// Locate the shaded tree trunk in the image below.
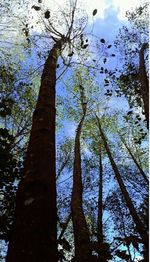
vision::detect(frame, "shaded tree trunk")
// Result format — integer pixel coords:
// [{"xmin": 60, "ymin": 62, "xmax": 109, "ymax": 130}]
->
[
  {"xmin": 96, "ymin": 116, "xmax": 148, "ymax": 252},
  {"xmin": 97, "ymin": 145, "xmax": 104, "ymax": 260},
  {"xmin": 97, "ymin": 146, "xmax": 111, "ymax": 262},
  {"xmin": 6, "ymin": 38, "xmax": 67, "ymax": 262},
  {"xmin": 121, "ymin": 138, "xmax": 149, "ymax": 185},
  {"xmin": 71, "ymin": 108, "xmax": 92, "ymax": 261},
  {"xmin": 139, "ymin": 43, "xmax": 149, "ymax": 129}
]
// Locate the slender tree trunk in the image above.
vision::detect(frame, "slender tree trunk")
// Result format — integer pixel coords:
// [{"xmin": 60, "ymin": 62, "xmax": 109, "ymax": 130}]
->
[
  {"xmin": 97, "ymin": 146, "xmax": 110, "ymax": 262},
  {"xmin": 97, "ymin": 145, "xmax": 104, "ymax": 261},
  {"xmin": 121, "ymin": 138, "xmax": 149, "ymax": 185},
  {"xmin": 71, "ymin": 112, "xmax": 92, "ymax": 261},
  {"xmin": 6, "ymin": 39, "xmax": 67, "ymax": 262},
  {"xmin": 96, "ymin": 116, "xmax": 148, "ymax": 251},
  {"xmin": 139, "ymin": 43, "xmax": 149, "ymax": 129}
]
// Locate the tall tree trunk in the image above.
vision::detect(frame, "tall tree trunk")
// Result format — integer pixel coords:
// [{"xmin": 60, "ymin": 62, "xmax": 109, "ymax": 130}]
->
[
  {"xmin": 6, "ymin": 39, "xmax": 67, "ymax": 262},
  {"xmin": 121, "ymin": 138, "xmax": 149, "ymax": 185},
  {"xmin": 97, "ymin": 146, "xmax": 110, "ymax": 262},
  {"xmin": 71, "ymin": 111, "xmax": 92, "ymax": 261},
  {"xmin": 139, "ymin": 43, "xmax": 149, "ymax": 129},
  {"xmin": 97, "ymin": 145, "xmax": 104, "ymax": 260},
  {"xmin": 96, "ymin": 116, "xmax": 148, "ymax": 251}
]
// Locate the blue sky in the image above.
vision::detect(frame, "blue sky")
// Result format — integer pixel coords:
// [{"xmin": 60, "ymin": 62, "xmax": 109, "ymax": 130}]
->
[{"xmin": 0, "ymin": 1, "xmax": 147, "ymax": 261}]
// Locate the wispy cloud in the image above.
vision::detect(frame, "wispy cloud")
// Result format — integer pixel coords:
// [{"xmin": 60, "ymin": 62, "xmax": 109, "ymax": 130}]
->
[{"xmin": 44, "ymin": 0, "xmax": 142, "ymax": 21}]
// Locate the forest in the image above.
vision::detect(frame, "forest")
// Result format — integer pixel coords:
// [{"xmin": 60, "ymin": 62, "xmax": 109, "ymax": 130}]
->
[{"xmin": 0, "ymin": 0, "xmax": 149, "ymax": 261}]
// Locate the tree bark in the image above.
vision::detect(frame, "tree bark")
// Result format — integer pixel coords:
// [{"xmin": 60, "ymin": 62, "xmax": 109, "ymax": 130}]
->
[
  {"xmin": 96, "ymin": 116, "xmax": 148, "ymax": 251},
  {"xmin": 139, "ymin": 43, "xmax": 149, "ymax": 129},
  {"xmin": 6, "ymin": 39, "xmax": 66, "ymax": 262},
  {"xmin": 71, "ymin": 111, "xmax": 92, "ymax": 261}
]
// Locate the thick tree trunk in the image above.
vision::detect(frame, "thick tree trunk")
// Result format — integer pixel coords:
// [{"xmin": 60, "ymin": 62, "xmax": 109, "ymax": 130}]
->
[
  {"xmin": 139, "ymin": 43, "xmax": 149, "ymax": 129},
  {"xmin": 6, "ymin": 39, "xmax": 66, "ymax": 262},
  {"xmin": 71, "ymin": 113, "xmax": 92, "ymax": 262},
  {"xmin": 122, "ymin": 139, "xmax": 149, "ymax": 185},
  {"xmin": 96, "ymin": 116, "xmax": 148, "ymax": 251}
]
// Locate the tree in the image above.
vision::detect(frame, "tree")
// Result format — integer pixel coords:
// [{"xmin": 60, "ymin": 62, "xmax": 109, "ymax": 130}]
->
[
  {"xmin": 0, "ymin": 126, "xmax": 20, "ymax": 242},
  {"xmin": 115, "ymin": 2, "xmax": 149, "ymax": 128},
  {"xmin": 0, "ymin": 1, "xmax": 148, "ymax": 261},
  {"xmin": 97, "ymin": 144, "xmax": 112, "ymax": 262},
  {"xmin": 95, "ymin": 115, "xmax": 148, "ymax": 257},
  {"xmin": 139, "ymin": 42, "xmax": 149, "ymax": 128},
  {"xmin": 71, "ymin": 78, "xmax": 92, "ymax": 261},
  {"xmin": 120, "ymin": 135, "xmax": 148, "ymax": 185},
  {"xmin": 6, "ymin": 1, "xmax": 89, "ymax": 261},
  {"xmin": 0, "ymin": 56, "xmax": 38, "ymax": 260}
]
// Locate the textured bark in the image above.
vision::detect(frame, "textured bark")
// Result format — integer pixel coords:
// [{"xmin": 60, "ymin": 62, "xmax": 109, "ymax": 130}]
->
[
  {"xmin": 139, "ymin": 43, "xmax": 149, "ymax": 129},
  {"xmin": 96, "ymin": 116, "xmax": 148, "ymax": 251},
  {"xmin": 71, "ymin": 111, "xmax": 92, "ymax": 261},
  {"xmin": 122, "ymin": 139, "xmax": 149, "ymax": 185},
  {"xmin": 6, "ymin": 39, "xmax": 66, "ymax": 262}
]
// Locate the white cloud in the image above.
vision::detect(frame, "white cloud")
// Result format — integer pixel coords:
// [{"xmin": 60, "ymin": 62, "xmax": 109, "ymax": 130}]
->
[
  {"xmin": 80, "ymin": 0, "xmax": 142, "ymax": 20},
  {"xmin": 43, "ymin": 0, "xmax": 142, "ymax": 20},
  {"xmin": 112, "ymin": 0, "xmax": 142, "ymax": 20}
]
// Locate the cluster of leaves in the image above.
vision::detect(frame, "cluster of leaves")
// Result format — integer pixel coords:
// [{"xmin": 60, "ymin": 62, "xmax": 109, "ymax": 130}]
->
[
  {"xmin": 114, "ymin": 1, "xmax": 149, "ymax": 112},
  {"xmin": 0, "ymin": 127, "xmax": 22, "ymax": 241}
]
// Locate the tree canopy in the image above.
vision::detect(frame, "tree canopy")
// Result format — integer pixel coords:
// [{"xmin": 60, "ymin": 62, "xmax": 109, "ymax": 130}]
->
[{"xmin": 0, "ymin": 1, "xmax": 148, "ymax": 261}]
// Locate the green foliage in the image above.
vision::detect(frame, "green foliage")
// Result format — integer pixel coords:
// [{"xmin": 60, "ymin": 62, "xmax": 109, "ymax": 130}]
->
[
  {"xmin": 0, "ymin": 1, "xmax": 148, "ymax": 261},
  {"xmin": 0, "ymin": 127, "xmax": 22, "ymax": 241},
  {"xmin": 114, "ymin": 1, "xmax": 149, "ymax": 113}
]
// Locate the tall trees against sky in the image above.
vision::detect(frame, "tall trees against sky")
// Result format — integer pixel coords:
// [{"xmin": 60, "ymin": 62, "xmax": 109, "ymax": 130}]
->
[
  {"xmin": 0, "ymin": 2, "xmax": 37, "ymax": 255},
  {"xmin": 96, "ymin": 116, "xmax": 148, "ymax": 251},
  {"xmin": 6, "ymin": 1, "xmax": 90, "ymax": 261},
  {"xmin": 0, "ymin": 0, "xmax": 148, "ymax": 261},
  {"xmin": 71, "ymin": 74, "xmax": 92, "ymax": 261},
  {"xmin": 115, "ymin": 2, "xmax": 149, "ymax": 128},
  {"xmin": 59, "ymin": 58, "xmax": 149, "ymax": 259},
  {"xmin": 0, "ymin": 59, "xmax": 36, "ymax": 245},
  {"xmin": 120, "ymin": 135, "xmax": 149, "ymax": 185}
]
